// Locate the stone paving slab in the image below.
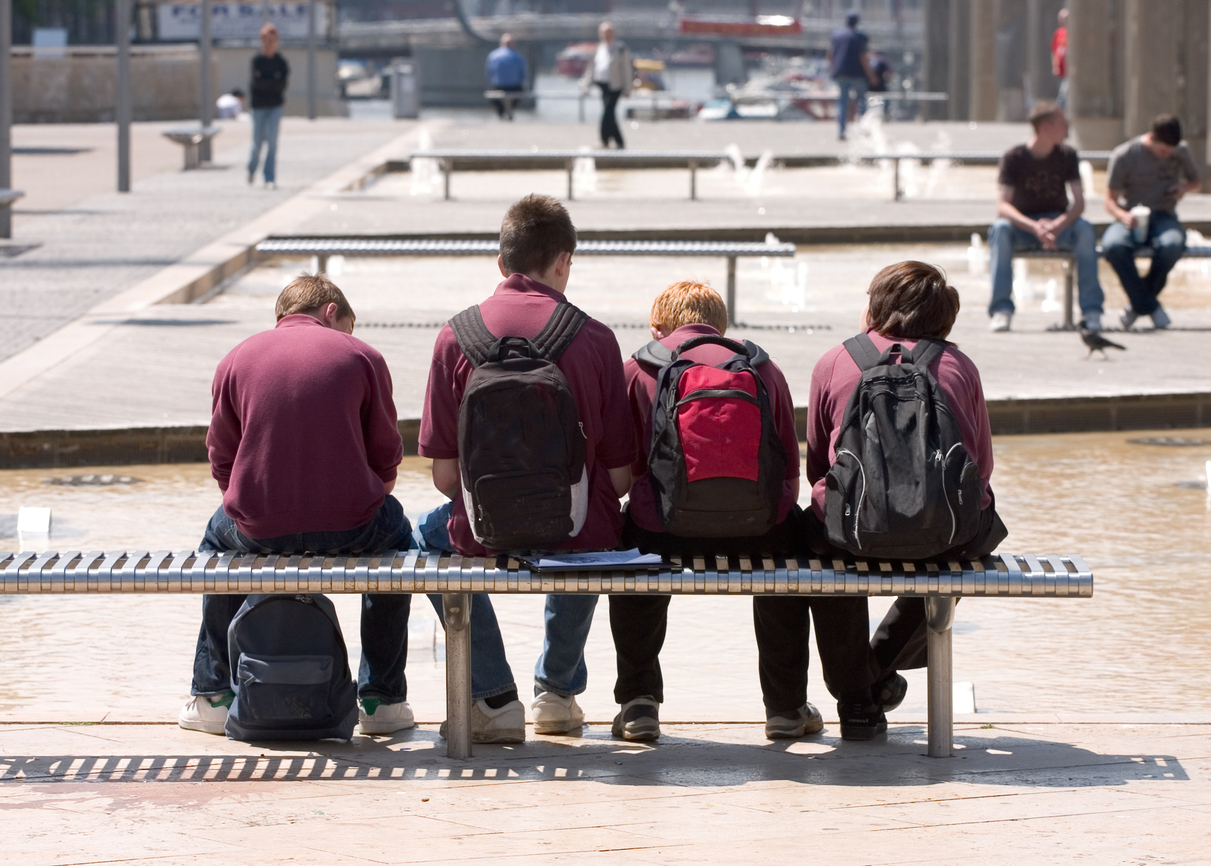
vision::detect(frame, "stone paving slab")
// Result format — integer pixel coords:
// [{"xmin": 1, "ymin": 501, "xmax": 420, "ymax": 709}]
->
[{"xmin": 1, "ymin": 721, "xmax": 1208, "ymax": 864}]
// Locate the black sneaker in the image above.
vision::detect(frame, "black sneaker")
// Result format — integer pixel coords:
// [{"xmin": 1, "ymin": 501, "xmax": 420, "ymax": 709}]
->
[
  {"xmin": 612, "ymin": 696, "xmax": 660, "ymax": 742},
  {"xmin": 874, "ymin": 673, "xmax": 908, "ymax": 713},
  {"xmin": 838, "ymin": 691, "xmax": 887, "ymax": 741}
]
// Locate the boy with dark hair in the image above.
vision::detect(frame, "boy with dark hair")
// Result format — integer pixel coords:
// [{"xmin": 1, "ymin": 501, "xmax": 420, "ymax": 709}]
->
[
  {"xmin": 1103, "ymin": 113, "xmax": 1203, "ymax": 330},
  {"xmin": 180, "ymin": 274, "xmax": 419, "ymax": 737},
  {"xmin": 808, "ymin": 261, "xmax": 1007, "ymax": 726},
  {"xmin": 987, "ymin": 102, "xmax": 1103, "ymax": 332},
  {"xmin": 614, "ymin": 280, "xmax": 878, "ymax": 742},
  {"xmin": 417, "ymin": 194, "xmax": 635, "ymax": 742}
]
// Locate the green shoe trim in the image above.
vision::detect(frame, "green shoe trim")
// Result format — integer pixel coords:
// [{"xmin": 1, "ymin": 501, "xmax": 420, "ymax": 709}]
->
[
  {"xmin": 209, "ymin": 690, "xmax": 235, "ymax": 709},
  {"xmin": 361, "ymin": 698, "xmax": 382, "ymax": 715}
]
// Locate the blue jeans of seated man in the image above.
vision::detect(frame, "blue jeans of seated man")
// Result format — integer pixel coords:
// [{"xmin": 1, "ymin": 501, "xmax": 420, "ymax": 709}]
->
[
  {"xmin": 1101, "ymin": 211, "xmax": 1186, "ymax": 316},
  {"xmin": 248, "ymin": 106, "xmax": 283, "ymax": 184},
  {"xmin": 416, "ymin": 502, "xmax": 598, "ymax": 698},
  {"xmin": 192, "ymin": 495, "xmax": 414, "ymax": 704},
  {"xmin": 987, "ymin": 213, "xmax": 1104, "ymax": 317},
  {"xmin": 834, "ymin": 75, "xmax": 868, "ymax": 138}
]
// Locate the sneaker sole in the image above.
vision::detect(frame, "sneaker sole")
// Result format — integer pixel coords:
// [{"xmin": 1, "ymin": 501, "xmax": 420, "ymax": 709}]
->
[
  {"xmin": 178, "ymin": 719, "xmax": 226, "ymax": 735},
  {"xmin": 765, "ymin": 717, "xmax": 824, "ymax": 739},
  {"xmin": 533, "ymin": 718, "xmax": 585, "ymax": 735},
  {"xmin": 472, "ymin": 729, "xmax": 525, "ymax": 744},
  {"xmin": 358, "ymin": 720, "xmax": 416, "ymax": 735},
  {"xmin": 840, "ymin": 722, "xmax": 888, "ymax": 741},
  {"xmin": 612, "ymin": 720, "xmax": 660, "ymax": 742}
]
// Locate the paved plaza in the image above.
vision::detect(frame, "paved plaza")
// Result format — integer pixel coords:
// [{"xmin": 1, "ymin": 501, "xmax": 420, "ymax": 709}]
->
[{"xmin": 2, "ymin": 112, "xmax": 1210, "ymax": 863}]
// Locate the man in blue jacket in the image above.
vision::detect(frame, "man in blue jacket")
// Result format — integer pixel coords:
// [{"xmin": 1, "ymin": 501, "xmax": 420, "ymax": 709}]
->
[
  {"xmin": 486, "ymin": 34, "xmax": 528, "ymax": 120},
  {"xmin": 827, "ymin": 11, "xmax": 875, "ymax": 140}
]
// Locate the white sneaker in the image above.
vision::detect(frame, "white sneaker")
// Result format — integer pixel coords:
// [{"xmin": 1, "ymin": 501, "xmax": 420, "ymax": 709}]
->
[
  {"xmin": 1150, "ymin": 306, "xmax": 1172, "ymax": 329},
  {"xmin": 439, "ymin": 699, "xmax": 525, "ymax": 744},
  {"xmin": 531, "ymin": 691, "xmax": 586, "ymax": 735},
  {"xmin": 178, "ymin": 691, "xmax": 233, "ymax": 735},
  {"xmin": 1120, "ymin": 306, "xmax": 1139, "ymax": 330},
  {"xmin": 1082, "ymin": 312, "xmax": 1103, "ymax": 331},
  {"xmin": 989, "ymin": 311, "xmax": 1012, "ymax": 332},
  {"xmin": 358, "ymin": 699, "xmax": 415, "ymax": 734}
]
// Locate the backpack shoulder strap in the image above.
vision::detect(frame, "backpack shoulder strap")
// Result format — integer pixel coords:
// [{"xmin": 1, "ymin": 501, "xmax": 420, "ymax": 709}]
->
[
  {"xmin": 633, "ymin": 340, "xmax": 674, "ymax": 368},
  {"xmin": 531, "ymin": 302, "xmax": 589, "ymax": 362},
  {"xmin": 741, "ymin": 339, "xmax": 770, "ymax": 367},
  {"xmin": 449, "ymin": 306, "xmax": 496, "ymax": 368},
  {"xmin": 908, "ymin": 338, "xmax": 946, "ymax": 371},
  {"xmin": 841, "ymin": 333, "xmax": 884, "ymax": 371}
]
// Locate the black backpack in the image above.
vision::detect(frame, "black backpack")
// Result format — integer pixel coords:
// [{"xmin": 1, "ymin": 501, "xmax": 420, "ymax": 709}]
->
[
  {"xmin": 449, "ymin": 302, "xmax": 590, "ymax": 551},
  {"xmin": 824, "ymin": 334, "xmax": 983, "ymax": 560},
  {"xmin": 637, "ymin": 334, "xmax": 787, "ymax": 538},
  {"xmin": 225, "ymin": 593, "xmax": 358, "ymax": 741}
]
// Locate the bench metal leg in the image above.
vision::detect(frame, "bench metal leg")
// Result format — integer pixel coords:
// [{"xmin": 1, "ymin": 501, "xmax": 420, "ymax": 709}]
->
[
  {"xmin": 726, "ymin": 255, "xmax": 737, "ymax": 326},
  {"xmin": 689, "ymin": 160, "xmax": 698, "ymax": 200},
  {"xmin": 893, "ymin": 158, "xmax": 901, "ymax": 201},
  {"xmin": 0, "ymin": 209, "xmax": 10, "ymax": 240},
  {"xmin": 1063, "ymin": 259, "xmax": 1075, "ymax": 329},
  {"xmin": 316, "ymin": 254, "xmax": 329, "ymax": 274},
  {"xmin": 442, "ymin": 159, "xmax": 451, "ymax": 201},
  {"xmin": 566, "ymin": 160, "xmax": 575, "ymax": 201},
  {"xmin": 184, "ymin": 142, "xmax": 200, "ymax": 171},
  {"xmin": 925, "ymin": 596, "xmax": 955, "ymax": 757},
  {"xmin": 443, "ymin": 592, "xmax": 473, "ymax": 759}
]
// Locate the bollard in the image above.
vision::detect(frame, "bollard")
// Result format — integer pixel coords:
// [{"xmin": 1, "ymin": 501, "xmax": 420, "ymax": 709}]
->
[
  {"xmin": 925, "ymin": 596, "xmax": 955, "ymax": 757},
  {"xmin": 442, "ymin": 592, "xmax": 473, "ymax": 759}
]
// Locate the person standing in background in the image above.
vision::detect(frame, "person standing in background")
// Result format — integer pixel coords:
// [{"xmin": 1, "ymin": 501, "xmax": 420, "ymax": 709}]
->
[
  {"xmin": 1051, "ymin": 8, "xmax": 1068, "ymax": 108},
  {"xmin": 248, "ymin": 23, "xmax": 289, "ymax": 190},
  {"xmin": 827, "ymin": 11, "xmax": 875, "ymax": 141},
  {"xmin": 486, "ymin": 33, "xmax": 528, "ymax": 120},
  {"xmin": 581, "ymin": 22, "xmax": 633, "ymax": 149}
]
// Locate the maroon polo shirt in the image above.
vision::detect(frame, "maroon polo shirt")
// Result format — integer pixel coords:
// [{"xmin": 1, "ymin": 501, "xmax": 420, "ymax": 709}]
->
[
  {"xmin": 207, "ymin": 314, "xmax": 403, "ymax": 539},
  {"xmin": 624, "ymin": 323, "xmax": 802, "ymax": 533},
  {"xmin": 419, "ymin": 274, "xmax": 636, "ymax": 555},
  {"xmin": 806, "ymin": 328, "xmax": 994, "ymax": 521}
]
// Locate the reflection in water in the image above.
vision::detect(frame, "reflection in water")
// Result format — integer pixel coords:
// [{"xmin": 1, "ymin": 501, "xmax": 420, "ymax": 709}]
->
[{"xmin": 1, "ymin": 434, "xmax": 1209, "ymax": 720}]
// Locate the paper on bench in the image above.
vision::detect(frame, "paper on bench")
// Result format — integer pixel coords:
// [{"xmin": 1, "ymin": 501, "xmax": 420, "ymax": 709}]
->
[{"xmin": 521, "ymin": 549, "xmax": 663, "ymax": 571}]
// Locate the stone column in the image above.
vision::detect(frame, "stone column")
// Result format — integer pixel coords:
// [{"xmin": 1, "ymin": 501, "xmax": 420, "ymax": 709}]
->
[
  {"xmin": 1026, "ymin": 0, "xmax": 1065, "ymax": 102},
  {"xmin": 1067, "ymin": 0, "xmax": 1123, "ymax": 149},
  {"xmin": 922, "ymin": 0, "xmax": 951, "ymax": 120},
  {"xmin": 996, "ymin": 0, "xmax": 1028, "ymax": 121},
  {"xmin": 948, "ymin": 0, "xmax": 971, "ymax": 119},
  {"xmin": 970, "ymin": 0, "xmax": 998, "ymax": 120}
]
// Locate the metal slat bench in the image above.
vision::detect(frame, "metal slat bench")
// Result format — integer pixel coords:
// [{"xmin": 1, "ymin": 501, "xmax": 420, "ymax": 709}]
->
[
  {"xmin": 1013, "ymin": 244, "xmax": 1211, "ymax": 329},
  {"xmin": 853, "ymin": 150, "xmax": 1114, "ymax": 201},
  {"xmin": 162, "ymin": 125, "xmax": 222, "ymax": 170},
  {"xmin": 255, "ymin": 237, "xmax": 796, "ymax": 326},
  {"xmin": 0, "ymin": 188, "xmax": 23, "ymax": 239},
  {"xmin": 411, "ymin": 149, "xmax": 732, "ymax": 201},
  {"xmin": 0, "ymin": 549, "xmax": 1091, "ymax": 760}
]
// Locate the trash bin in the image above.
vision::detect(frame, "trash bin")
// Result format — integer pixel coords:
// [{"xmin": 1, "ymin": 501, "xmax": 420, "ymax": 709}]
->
[{"xmin": 391, "ymin": 60, "xmax": 420, "ymax": 119}]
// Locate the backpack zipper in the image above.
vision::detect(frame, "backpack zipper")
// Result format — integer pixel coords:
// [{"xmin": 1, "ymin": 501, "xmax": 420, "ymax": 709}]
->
[{"xmin": 836, "ymin": 448, "xmax": 866, "ymax": 549}]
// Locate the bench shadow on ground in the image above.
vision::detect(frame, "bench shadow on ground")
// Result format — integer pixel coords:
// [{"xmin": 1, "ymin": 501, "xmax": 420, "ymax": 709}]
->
[{"xmin": 0, "ymin": 725, "xmax": 1188, "ymax": 789}]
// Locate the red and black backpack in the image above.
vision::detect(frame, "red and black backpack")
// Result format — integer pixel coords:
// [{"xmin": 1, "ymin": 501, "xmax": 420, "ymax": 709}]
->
[{"xmin": 636, "ymin": 335, "xmax": 787, "ymax": 538}]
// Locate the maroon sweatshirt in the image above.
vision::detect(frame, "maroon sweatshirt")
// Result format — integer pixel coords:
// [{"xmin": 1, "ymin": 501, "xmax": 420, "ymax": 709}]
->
[{"xmin": 207, "ymin": 314, "xmax": 403, "ymax": 538}]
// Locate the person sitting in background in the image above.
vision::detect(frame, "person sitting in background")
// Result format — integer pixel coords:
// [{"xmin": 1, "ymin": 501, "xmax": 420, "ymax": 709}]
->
[
  {"xmin": 1102, "ymin": 114, "xmax": 1203, "ymax": 331},
  {"xmin": 485, "ymin": 33, "xmax": 528, "ymax": 120},
  {"xmin": 987, "ymin": 102, "xmax": 1103, "ymax": 332},
  {"xmin": 215, "ymin": 88, "xmax": 244, "ymax": 120}
]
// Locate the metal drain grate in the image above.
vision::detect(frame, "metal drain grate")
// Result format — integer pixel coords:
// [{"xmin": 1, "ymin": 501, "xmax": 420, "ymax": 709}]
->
[
  {"xmin": 1129, "ymin": 437, "xmax": 1211, "ymax": 447},
  {"xmin": 45, "ymin": 474, "xmax": 141, "ymax": 486}
]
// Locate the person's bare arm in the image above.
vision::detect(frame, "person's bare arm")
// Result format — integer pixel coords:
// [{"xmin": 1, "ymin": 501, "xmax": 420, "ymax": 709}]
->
[
  {"xmin": 1104, "ymin": 188, "xmax": 1135, "ymax": 227},
  {"xmin": 997, "ymin": 184, "xmax": 1058, "ymax": 247},
  {"xmin": 609, "ymin": 465, "xmax": 631, "ymax": 498},
  {"xmin": 1038, "ymin": 179, "xmax": 1085, "ymax": 235},
  {"xmin": 861, "ymin": 51, "xmax": 876, "ymax": 85},
  {"xmin": 431, "ymin": 458, "xmax": 460, "ymax": 500},
  {"xmin": 384, "ymin": 478, "xmax": 396, "ymax": 495},
  {"xmin": 789, "ymin": 475, "xmax": 800, "ymax": 502}
]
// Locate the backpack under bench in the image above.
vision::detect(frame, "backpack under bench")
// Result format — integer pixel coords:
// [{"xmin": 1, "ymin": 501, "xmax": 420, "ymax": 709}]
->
[{"xmin": 1, "ymin": 550, "xmax": 1091, "ymax": 759}]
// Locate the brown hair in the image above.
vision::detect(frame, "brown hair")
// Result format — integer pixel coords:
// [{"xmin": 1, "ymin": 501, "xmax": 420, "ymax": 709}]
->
[
  {"xmin": 1152, "ymin": 114, "xmax": 1182, "ymax": 146},
  {"xmin": 650, "ymin": 280, "xmax": 728, "ymax": 335},
  {"xmin": 275, "ymin": 273, "xmax": 356, "ymax": 323},
  {"xmin": 1029, "ymin": 101, "xmax": 1061, "ymax": 130},
  {"xmin": 865, "ymin": 261, "xmax": 959, "ymax": 340},
  {"xmin": 499, "ymin": 194, "xmax": 578, "ymax": 277}
]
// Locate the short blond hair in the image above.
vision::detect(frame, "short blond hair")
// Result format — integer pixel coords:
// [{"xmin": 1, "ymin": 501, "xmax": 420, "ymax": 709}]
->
[
  {"xmin": 275, "ymin": 273, "xmax": 355, "ymax": 323},
  {"xmin": 650, "ymin": 280, "xmax": 728, "ymax": 335}
]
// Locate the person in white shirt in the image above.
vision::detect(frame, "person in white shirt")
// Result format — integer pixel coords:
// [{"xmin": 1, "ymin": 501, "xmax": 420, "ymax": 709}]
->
[
  {"xmin": 580, "ymin": 21, "xmax": 633, "ymax": 149},
  {"xmin": 215, "ymin": 88, "xmax": 245, "ymax": 120}
]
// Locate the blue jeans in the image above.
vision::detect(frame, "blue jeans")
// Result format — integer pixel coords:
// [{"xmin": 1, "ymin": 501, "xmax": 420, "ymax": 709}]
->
[
  {"xmin": 834, "ymin": 75, "xmax": 868, "ymax": 137},
  {"xmin": 248, "ymin": 106, "xmax": 283, "ymax": 183},
  {"xmin": 192, "ymin": 496, "xmax": 414, "ymax": 704},
  {"xmin": 417, "ymin": 501, "xmax": 598, "ymax": 698},
  {"xmin": 1102, "ymin": 211, "xmax": 1186, "ymax": 315},
  {"xmin": 987, "ymin": 214, "xmax": 1104, "ymax": 316}
]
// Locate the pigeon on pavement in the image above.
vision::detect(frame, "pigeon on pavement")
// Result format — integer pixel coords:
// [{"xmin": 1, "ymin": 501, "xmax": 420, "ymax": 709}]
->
[{"xmin": 1079, "ymin": 322, "xmax": 1126, "ymax": 359}]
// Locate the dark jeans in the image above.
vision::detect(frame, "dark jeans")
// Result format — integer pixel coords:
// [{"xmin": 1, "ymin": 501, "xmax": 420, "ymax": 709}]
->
[
  {"xmin": 1102, "ymin": 211, "xmax": 1186, "ymax": 315},
  {"xmin": 869, "ymin": 498, "xmax": 1009, "ymax": 676},
  {"xmin": 598, "ymin": 83, "xmax": 624, "ymax": 148},
  {"xmin": 191, "ymin": 496, "xmax": 414, "ymax": 704},
  {"xmin": 610, "ymin": 507, "xmax": 878, "ymax": 712},
  {"xmin": 491, "ymin": 84, "xmax": 524, "ymax": 119}
]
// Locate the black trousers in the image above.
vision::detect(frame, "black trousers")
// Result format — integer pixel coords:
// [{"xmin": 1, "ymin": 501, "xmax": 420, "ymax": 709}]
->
[
  {"xmin": 609, "ymin": 507, "xmax": 878, "ymax": 712},
  {"xmin": 491, "ymin": 84, "xmax": 523, "ymax": 119},
  {"xmin": 598, "ymin": 83, "xmax": 624, "ymax": 148},
  {"xmin": 870, "ymin": 499, "xmax": 1009, "ymax": 675}
]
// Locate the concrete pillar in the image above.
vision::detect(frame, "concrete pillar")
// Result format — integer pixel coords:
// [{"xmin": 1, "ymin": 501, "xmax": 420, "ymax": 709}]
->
[
  {"xmin": 0, "ymin": 0, "xmax": 11, "ymax": 237},
  {"xmin": 970, "ymin": 0, "xmax": 998, "ymax": 121},
  {"xmin": 1124, "ymin": 0, "xmax": 1208, "ymax": 182},
  {"xmin": 922, "ymin": 0, "xmax": 950, "ymax": 120},
  {"xmin": 996, "ymin": 0, "xmax": 1028, "ymax": 121},
  {"xmin": 1067, "ymin": 0, "xmax": 1123, "ymax": 149},
  {"xmin": 1026, "ymin": 0, "xmax": 1065, "ymax": 103},
  {"xmin": 948, "ymin": 0, "xmax": 971, "ymax": 119}
]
